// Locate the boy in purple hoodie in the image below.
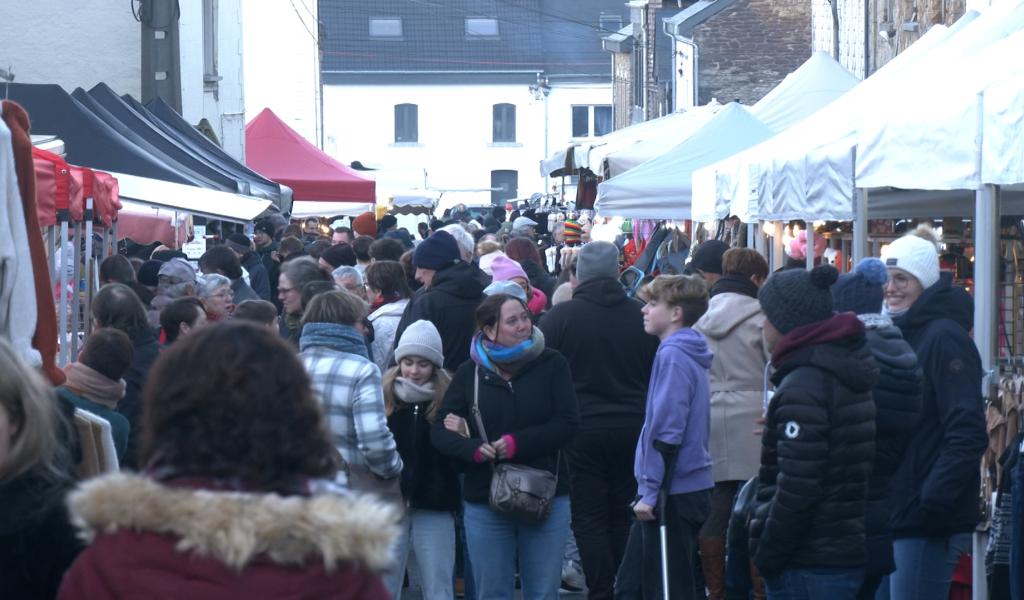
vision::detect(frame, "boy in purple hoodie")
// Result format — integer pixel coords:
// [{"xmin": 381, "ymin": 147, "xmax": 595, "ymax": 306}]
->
[{"xmin": 615, "ymin": 274, "xmax": 714, "ymax": 600}]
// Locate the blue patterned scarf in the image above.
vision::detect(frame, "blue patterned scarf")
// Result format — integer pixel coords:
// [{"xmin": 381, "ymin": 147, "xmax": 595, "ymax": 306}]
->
[
  {"xmin": 299, "ymin": 322, "xmax": 370, "ymax": 360},
  {"xmin": 470, "ymin": 327, "xmax": 545, "ymax": 377}
]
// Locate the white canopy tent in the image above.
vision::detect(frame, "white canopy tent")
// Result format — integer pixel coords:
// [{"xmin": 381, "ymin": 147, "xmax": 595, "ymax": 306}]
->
[
  {"xmin": 594, "ymin": 103, "xmax": 774, "ymax": 218},
  {"xmin": 599, "ymin": 103, "xmax": 722, "ymax": 177},
  {"xmin": 107, "ymin": 171, "xmax": 273, "ymax": 223},
  {"xmin": 689, "ymin": 7, "xmax": 999, "ymax": 223},
  {"xmin": 749, "ymin": 52, "xmax": 861, "ymax": 132}
]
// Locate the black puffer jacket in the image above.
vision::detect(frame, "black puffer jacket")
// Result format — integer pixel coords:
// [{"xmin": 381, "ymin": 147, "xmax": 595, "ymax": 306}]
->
[
  {"xmin": 0, "ymin": 470, "xmax": 83, "ymax": 599},
  {"xmin": 431, "ymin": 348, "xmax": 579, "ymax": 503},
  {"xmin": 395, "ymin": 261, "xmax": 485, "ymax": 371},
  {"xmin": 520, "ymin": 259, "xmax": 556, "ymax": 302},
  {"xmin": 889, "ymin": 273, "xmax": 987, "ymax": 538},
  {"xmin": 539, "ymin": 277, "xmax": 659, "ymax": 429},
  {"xmin": 858, "ymin": 314, "xmax": 922, "ymax": 578},
  {"xmin": 750, "ymin": 313, "xmax": 877, "ymax": 578},
  {"xmin": 386, "ymin": 376, "xmax": 461, "ymax": 512}
]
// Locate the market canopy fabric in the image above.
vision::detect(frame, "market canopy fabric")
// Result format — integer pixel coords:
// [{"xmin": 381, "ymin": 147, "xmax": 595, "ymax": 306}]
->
[
  {"xmin": 595, "ymin": 103, "xmax": 774, "ymax": 219},
  {"xmin": 749, "ymin": 52, "xmax": 860, "ymax": 133},
  {"xmin": 856, "ymin": 31, "xmax": 1024, "ymax": 190},
  {"xmin": 245, "ymin": 108, "xmax": 375, "ymax": 205},
  {"xmin": 106, "ymin": 171, "xmax": 272, "ymax": 223},
  {"xmin": 691, "ymin": 7, "xmax": 995, "ymax": 223}
]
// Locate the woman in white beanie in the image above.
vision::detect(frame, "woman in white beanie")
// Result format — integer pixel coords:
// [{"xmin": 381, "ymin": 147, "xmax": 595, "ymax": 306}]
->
[
  {"xmin": 381, "ymin": 320, "xmax": 458, "ymax": 600},
  {"xmin": 880, "ymin": 226, "xmax": 987, "ymax": 599}
]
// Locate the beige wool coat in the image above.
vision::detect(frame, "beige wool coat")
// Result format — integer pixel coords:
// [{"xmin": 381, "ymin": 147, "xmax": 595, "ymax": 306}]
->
[{"xmin": 695, "ymin": 291, "xmax": 770, "ymax": 483}]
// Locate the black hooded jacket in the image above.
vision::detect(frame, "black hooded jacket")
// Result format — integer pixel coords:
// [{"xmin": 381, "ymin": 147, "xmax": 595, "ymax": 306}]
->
[
  {"xmin": 0, "ymin": 470, "xmax": 83, "ymax": 599},
  {"xmin": 750, "ymin": 313, "xmax": 877, "ymax": 577},
  {"xmin": 888, "ymin": 273, "xmax": 987, "ymax": 538},
  {"xmin": 117, "ymin": 327, "xmax": 161, "ymax": 469},
  {"xmin": 539, "ymin": 277, "xmax": 659, "ymax": 429},
  {"xmin": 395, "ymin": 261, "xmax": 485, "ymax": 371},
  {"xmin": 858, "ymin": 314, "xmax": 923, "ymax": 577}
]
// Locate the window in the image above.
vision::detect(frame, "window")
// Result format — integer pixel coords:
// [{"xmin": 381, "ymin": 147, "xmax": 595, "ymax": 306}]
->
[
  {"xmin": 202, "ymin": 0, "xmax": 218, "ymax": 83},
  {"xmin": 492, "ymin": 103, "xmax": 516, "ymax": 143},
  {"xmin": 394, "ymin": 104, "xmax": 418, "ymax": 143},
  {"xmin": 571, "ymin": 106, "xmax": 589, "ymax": 138},
  {"xmin": 369, "ymin": 18, "xmax": 402, "ymax": 38},
  {"xmin": 491, "ymin": 170, "xmax": 518, "ymax": 205},
  {"xmin": 599, "ymin": 13, "xmax": 623, "ymax": 32},
  {"xmin": 466, "ymin": 18, "xmax": 499, "ymax": 38},
  {"xmin": 571, "ymin": 105, "xmax": 614, "ymax": 137},
  {"xmin": 594, "ymin": 105, "xmax": 613, "ymax": 136}
]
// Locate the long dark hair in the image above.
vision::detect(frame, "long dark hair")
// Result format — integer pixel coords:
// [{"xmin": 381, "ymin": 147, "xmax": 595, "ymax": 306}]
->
[{"xmin": 475, "ymin": 293, "xmax": 530, "ymax": 333}]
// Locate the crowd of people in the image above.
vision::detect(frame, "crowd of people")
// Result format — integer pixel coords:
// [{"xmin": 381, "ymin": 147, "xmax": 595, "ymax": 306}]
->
[{"xmin": 0, "ymin": 209, "xmax": 990, "ymax": 600}]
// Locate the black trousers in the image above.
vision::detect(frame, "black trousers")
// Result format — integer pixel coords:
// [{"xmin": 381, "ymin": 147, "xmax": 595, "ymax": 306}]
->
[
  {"xmin": 567, "ymin": 425, "xmax": 642, "ymax": 600},
  {"xmin": 614, "ymin": 489, "xmax": 711, "ymax": 600}
]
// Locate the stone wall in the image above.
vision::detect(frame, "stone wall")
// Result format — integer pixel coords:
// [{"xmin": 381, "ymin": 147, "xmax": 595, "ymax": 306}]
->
[{"xmin": 693, "ymin": 0, "xmax": 812, "ymax": 105}]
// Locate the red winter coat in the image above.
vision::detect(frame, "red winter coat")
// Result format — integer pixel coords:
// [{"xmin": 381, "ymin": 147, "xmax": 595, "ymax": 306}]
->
[{"xmin": 57, "ymin": 473, "xmax": 398, "ymax": 600}]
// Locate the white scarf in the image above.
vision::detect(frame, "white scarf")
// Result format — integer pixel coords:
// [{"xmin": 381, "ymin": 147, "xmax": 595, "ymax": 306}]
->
[{"xmin": 393, "ymin": 378, "xmax": 434, "ymax": 404}]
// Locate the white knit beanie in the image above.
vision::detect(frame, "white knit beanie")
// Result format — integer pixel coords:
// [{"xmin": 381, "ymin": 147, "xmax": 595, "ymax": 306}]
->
[
  {"xmin": 394, "ymin": 320, "xmax": 445, "ymax": 368},
  {"xmin": 882, "ymin": 233, "xmax": 940, "ymax": 289}
]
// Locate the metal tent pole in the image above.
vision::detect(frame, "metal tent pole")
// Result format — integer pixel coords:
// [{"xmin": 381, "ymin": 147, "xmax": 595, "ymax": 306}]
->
[
  {"xmin": 47, "ymin": 226, "xmax": 57, "ymax": 287},
  {"xmin": 84, "ymin": 198, "xmax": 95, "ymax": 339},
  {"xmin": 57, "ymin": 215, "xmax": 70, "ymax": 367},
  {"xmin": 806, "ymin": 224, "xmax": 815, "ymax": 270},
  {"xmin": 854, "ymin": 188, "xmax": 869, "ymax": 263},
  {"xmin": 973, "ymin": 184, "xmax": 998, "ymax": 600},
  {"xmin": 772, "ymin": 221, "xmax": 784, "ymax": 271},
  {"xmin": 70, "ymin": 220, "xmax": 83, "ymax": 361}
]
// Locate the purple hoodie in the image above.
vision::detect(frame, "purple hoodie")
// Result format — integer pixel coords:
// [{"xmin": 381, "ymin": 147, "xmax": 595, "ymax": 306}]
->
[{"xmin": 634, "ymin": 327, "xmax": 714, "ymax": 506}]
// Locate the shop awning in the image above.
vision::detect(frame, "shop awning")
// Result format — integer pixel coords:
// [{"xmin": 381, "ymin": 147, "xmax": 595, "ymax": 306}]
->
[
  {"xmin": 245, "ymin": 108, "xmax": 376, "ymax": 204},
  {"xmin": 107, "ymin": 171, "xmax": 272, "ymax": 223}
]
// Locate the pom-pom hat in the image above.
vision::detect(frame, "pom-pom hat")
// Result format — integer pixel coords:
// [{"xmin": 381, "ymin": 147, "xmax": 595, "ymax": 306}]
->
[
  {"xmin": 831, "ymin": 258, "xmax": 888, "ymax": 315},
  {"xmin": 758, "ymin": 265, "xmax": 839, "ymax": 334}
]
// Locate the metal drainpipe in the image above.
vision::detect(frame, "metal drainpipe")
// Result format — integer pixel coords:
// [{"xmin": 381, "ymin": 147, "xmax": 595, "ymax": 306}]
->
[{"xmin": 864, "ymin": 0, "xmax": 871, "ymax": 77}]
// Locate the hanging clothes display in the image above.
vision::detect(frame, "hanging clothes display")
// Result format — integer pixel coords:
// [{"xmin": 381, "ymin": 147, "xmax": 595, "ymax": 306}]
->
[
  {"xmin": 575, "ymin": 169, "xmax": 598, "ymax": 210},
  {"xmin": 4, "ymin": 100, "xmax": 64, "ymax": 384}
]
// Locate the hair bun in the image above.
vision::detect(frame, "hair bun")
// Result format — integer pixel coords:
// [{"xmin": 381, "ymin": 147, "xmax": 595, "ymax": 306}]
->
[
  {"xmin": 853, "ymin": 257, "xmax": 888, "ymax": 286},
  {"xmin": 809, "ymin": 265, "xmax": 839, "ymax": 289}
]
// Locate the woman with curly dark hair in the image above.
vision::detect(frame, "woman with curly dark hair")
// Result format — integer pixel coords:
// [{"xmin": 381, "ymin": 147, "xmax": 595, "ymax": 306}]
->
[{"xmin": 57, "ymin": 322, "xmax": 399, "ymax": 600}]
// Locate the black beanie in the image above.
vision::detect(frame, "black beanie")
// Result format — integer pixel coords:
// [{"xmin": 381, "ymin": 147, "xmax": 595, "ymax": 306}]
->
[
  {"xmin": 758, "ymin": 265, "xmax": 839, "ymax": 334},
  {"xmin": 687, "ymin": 240, "xmax": 729, "ymax": 275},
  {"xmin": 321, "ymin": 243, "xmax": 358, "ymax": 269},
  {"xmin": 413, "ymin": 231, "xmax": 461, "ymax": 270},
  {"xmin": 831, "ymin": 257, "xmax": 887, "ymax": 315}
]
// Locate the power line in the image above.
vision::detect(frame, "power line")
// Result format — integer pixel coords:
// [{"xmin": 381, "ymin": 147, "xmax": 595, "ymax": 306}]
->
[{"xmin": 289, "ymin": 0, "xmax": 318, "ymax": 42}]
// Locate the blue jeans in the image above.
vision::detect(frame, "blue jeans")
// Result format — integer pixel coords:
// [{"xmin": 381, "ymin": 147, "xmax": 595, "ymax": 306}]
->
[
  {"xmin": 385, "ymin": 509, "xmax": 456, "ymax": 600},
  {"xmin": 463, "ymin": 496, "xmax": 571, "ymax": 600},
  {"xmin": 765, "ymin": 567, "xmax": 863, "ymax": 600},
  {"xmin": 879, "ymin": 534, "xmax": 970, "ymax": 600}
]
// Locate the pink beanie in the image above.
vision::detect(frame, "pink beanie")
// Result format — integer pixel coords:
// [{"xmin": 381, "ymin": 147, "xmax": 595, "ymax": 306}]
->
[{"xmin": 490, "ymin": 255, "xmax": 528, "ymax": 282}]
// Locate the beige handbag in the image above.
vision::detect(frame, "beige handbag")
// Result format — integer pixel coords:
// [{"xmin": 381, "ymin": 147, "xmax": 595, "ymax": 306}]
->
[{"xmin": 471, "ymin": 368, "xmax": 557, "ymax": 524}]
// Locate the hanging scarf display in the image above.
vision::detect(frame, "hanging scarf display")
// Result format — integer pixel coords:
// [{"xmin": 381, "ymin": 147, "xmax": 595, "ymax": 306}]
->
[{"xmin": 470, "ymin": 327, "xmax": 546, "ymax": 378}]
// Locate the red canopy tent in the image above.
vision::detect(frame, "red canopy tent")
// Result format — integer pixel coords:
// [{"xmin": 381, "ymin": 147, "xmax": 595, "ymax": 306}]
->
[{"xmin": 245, "ymin": 108, "xmax": 375, "ymax": 206}]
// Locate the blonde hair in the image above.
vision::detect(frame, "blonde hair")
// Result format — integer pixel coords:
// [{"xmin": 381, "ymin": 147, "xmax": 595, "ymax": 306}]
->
[
  {"xmin": 382, "ymin": 365, "xmax": 452, "ymax": 422},
  {"xmin": 641, "ymin": 274, "xmax": 709, "ymax": 327},
  {"xmin": 476, "ymin": 239, "xmax": 501, "ymax": 257},
  {"xmin": 0, "ymin": 338, "xmax": 66, "ymax": 482}
]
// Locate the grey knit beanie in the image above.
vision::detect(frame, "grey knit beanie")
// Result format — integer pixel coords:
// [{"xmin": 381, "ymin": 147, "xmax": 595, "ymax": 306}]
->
[
  {"xmin": 575, "ymin": 241, "xmax": 620, "ymax": 283},
  {"xmin": 758, "ymin": 265, "xmax": 839, "ymax": 334},
  {"xmin": 394, "ymin": 320, "xmax": 444, "ymax": 368}
]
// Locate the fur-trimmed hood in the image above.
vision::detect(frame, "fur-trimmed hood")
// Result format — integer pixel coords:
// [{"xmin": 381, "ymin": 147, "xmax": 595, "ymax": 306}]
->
[{"xmin": 67, "ymin": 473, "xmax": 399, "ymax": 572}]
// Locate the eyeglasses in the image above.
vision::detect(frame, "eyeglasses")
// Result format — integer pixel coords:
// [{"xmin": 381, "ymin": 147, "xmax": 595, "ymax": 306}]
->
[{"xmin": 886, "ymin": 272, "xmax": 915, "ymax": 290}]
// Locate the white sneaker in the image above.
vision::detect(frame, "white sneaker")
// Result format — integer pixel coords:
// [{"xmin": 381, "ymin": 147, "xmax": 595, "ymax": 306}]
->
[{"xmin": 560, "ymin": 559, "xmax": 585, "ymax": 592}]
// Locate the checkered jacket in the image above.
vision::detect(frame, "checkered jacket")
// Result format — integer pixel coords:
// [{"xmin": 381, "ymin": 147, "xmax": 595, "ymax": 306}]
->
[{"xmin": 302, "ymin": 346, "xmax": 403, "ymax": 481}]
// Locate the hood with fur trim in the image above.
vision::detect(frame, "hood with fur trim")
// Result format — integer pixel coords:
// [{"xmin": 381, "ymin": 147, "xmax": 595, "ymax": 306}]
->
[{"xmin": 67, "ymin": 473, "xmax": 399, "ymax": 572}]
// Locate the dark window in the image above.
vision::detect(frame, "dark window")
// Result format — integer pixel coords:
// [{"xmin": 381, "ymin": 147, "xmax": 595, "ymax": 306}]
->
[
  {"xmin": 599, "ymin": 13, "xmax": 622, "ymax": 32},
  {"xmin": 394, "ymin": 104, "xmax": 418, "ymax": 143},
  {"xmin": 203, "ymin": 0, "xmax": 218, "ymax": 82},
  {"xmin": 571, "ymin": 106, "xmax": 589, "ymax": 138},
  {"xmin": 491, "ymin": 170, "xmax": 518, "ymax": 205},
  {"xmin": 369, "ymin": 18, "xmax": 402, "ymax": 38},
  {"xmin": 492, "ymin": 103, "xmax": 516, "ymax": 143},
  {"xmin": 466, "ymin": 18, "xmax": 499, "ymax": 37},
  {"xmin": 594, "ymin": 105, "xmax": 613, "ymax": 136}
]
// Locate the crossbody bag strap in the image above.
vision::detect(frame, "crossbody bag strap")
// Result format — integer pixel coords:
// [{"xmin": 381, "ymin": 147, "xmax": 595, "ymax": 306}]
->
[{"xmin": 470, "ymin": 366, "xmax": 490, "ymax": 444}]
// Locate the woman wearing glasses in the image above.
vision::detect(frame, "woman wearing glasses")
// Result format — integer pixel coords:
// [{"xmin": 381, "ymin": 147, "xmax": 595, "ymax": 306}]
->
[{"xmin": 879, "ymin": 226, "xmax": 987, "ymax": 600}]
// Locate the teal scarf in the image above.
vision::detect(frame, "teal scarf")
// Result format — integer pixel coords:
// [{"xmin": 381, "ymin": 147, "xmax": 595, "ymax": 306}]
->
[
  {"xmin": 299, "ymin": 322, "xmax": 370, "ymax": 360},
  {"xmin": 470, "ymin": 327, "xmax": 545, "ymax": 377}
]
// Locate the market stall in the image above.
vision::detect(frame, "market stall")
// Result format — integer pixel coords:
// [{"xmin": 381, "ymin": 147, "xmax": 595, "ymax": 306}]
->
[{"xmin": 245, "ymin": 108, "xmax": 375, "ymax": 217}]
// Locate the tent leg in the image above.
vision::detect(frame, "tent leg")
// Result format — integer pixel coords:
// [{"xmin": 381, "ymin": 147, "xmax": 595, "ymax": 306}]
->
[
  {"xmin": 746, "ymin": 222, "xmax": 756, "ymax": 249},
  {"xmin": 70, "ymin": 221, "xmax": 83, "ymax": 361},
  {"xmin": 57, "ymin": 219, "xmax": 70, "ymax": 368},
  {"xmin": 47, "ymin": 226, "xmax": 57, "ymax": 288},
  {"xmin": 772, "ymin": 221, "xmax": 784, "ymax": 271},
  {"xmin": 806, "ymin": 224, "xmax": 815, "ymax": 270},
  {"xmin": 973, "ymin": 184, "xmax": 998, "ymax": 600},
  {"xmin": 84, "ymin": 199, "xmax": 95, "ymax": 340},
  {"xmin": 854, "ymin": 188, "xmax": 869, "ymax": 263}
]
